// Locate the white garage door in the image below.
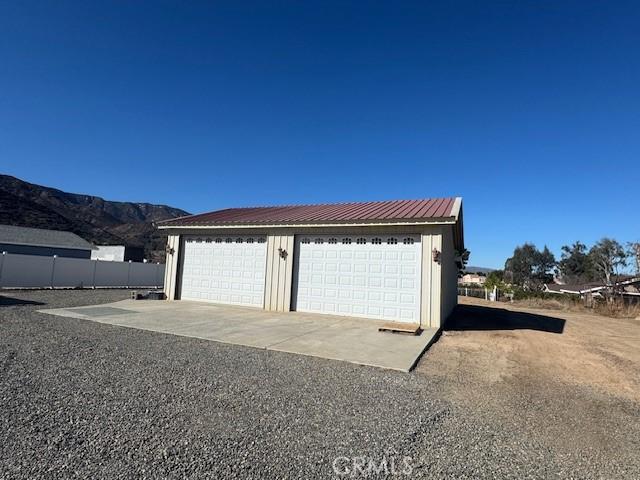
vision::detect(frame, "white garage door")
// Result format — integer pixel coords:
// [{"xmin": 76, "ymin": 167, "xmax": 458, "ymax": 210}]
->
[
  {"xmin": 293, "ymin": 234, "xmax": 422, "ymax": 323},
  {"xmin": 180, "ymin": 236, "xmax": 267, "ymax": 307}
]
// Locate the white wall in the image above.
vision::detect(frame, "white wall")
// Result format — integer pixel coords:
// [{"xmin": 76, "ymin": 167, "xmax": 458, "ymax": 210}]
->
[
  {"xmin": 0, "ymin": 252, "xmax": 164, "ymax": 289},
  {"xmin": 91, "ymin": 245, "xmax": 126, "ymax": 262}
]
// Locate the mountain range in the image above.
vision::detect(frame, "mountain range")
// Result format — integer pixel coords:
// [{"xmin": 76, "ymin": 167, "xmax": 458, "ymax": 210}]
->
[{"xmin": 0, "ymin": 174, "xmax": 190, "ymax": 262}]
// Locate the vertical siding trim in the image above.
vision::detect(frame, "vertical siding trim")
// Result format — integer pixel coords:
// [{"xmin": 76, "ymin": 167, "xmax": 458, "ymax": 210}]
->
[
  {"xmin": 163, "ymin": 235, "xmax": 172, "ymax": 299},
  {"xmin": 264, "ymin": 235, "xmax": 275, "ymax": 310},
  {"xmin": 163, "ymin": 235, "xmax": 181, "ymax": 300},
  {"xmin": 431, "ymin": 230, "xmax": 443, "ymax": 328},
  {"xmin": 282, "ymin": 234, "xmax": 295, "ymax": 311},
  {"xmin": 277, "ymin": 236, "xmax": 286, "ymax": 311},
  {"xmin": 420, "ymin": 233, "xmax": 433, "ymax": 328},
  {"xmin": 272, "ymin": 235, "xmax": 279, "ymax": 311},
  {"xmin": 276, "ymin": 235, "xmax": 284, "ymax": 310},
  {"xmin": 272, "ymin": 235, "xmax": 279, "ymax": 309},
  {"xmin": 269, "ymin": 235, "xmax": 279, "ymax": 310}
]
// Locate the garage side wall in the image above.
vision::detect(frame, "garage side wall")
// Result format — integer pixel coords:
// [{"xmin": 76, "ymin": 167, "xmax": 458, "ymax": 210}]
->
[
  {"xmin": 264, "ymin": 234, "xmax": 295, "ymax": 311},
  {"xmin": 421, "ymin": 230, "xmax": 442, "ymax": 329},
  {"xmin": 439, "ymin": 225, "xmax": 458, "ymax": 326},
  {"xmin": 163, "ymin": 234, "xmax": 182, "ymax": 300}
]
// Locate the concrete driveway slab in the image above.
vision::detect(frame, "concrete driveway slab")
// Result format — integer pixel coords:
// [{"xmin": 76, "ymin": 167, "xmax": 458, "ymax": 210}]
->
[{"xmin": 40, "ymin": 299, "xmax": 438, "ymax": 371}]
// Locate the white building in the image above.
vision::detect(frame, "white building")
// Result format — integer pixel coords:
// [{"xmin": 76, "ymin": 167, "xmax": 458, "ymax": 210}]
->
[{"xmin": 157, "ymin": 198, "xmax": 465, "ymax": 330}]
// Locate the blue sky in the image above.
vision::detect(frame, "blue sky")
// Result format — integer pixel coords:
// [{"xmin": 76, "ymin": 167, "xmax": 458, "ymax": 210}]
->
[{"xmin": 1, "ymin": 1, "xmax": 638, "ymax": 268}]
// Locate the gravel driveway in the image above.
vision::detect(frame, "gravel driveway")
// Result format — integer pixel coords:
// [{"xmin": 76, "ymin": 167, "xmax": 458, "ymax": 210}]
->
[{"xmin": 1, "ymin": 290, "xmax": 638, "ymax": 479}]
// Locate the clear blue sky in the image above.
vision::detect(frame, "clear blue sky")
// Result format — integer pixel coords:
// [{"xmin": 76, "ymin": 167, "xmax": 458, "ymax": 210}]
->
[{"xmin": 1, "ymin": 1, "xmax": 638, "ymax": 268}]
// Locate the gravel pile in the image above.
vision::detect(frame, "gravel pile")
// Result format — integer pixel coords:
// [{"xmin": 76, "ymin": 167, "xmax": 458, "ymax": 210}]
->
[{"xmin": 1, "ymin": 290, "xmax": 638, "ymax": 479}]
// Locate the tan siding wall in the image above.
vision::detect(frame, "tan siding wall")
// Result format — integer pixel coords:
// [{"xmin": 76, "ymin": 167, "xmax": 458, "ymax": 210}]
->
[
  {"xmin": 439, "ymin": 225, "xmax": 458, "ymax": 325},
  {"xmin": 264, "ymin": 234, "xmax": 295, "ymax": 311},
  {"xmin": 421, "ymin": 230, "xmax": 442, "ymax": 329},
  {"xmin": 163, "ymin": 234, "xmax": 181, "ymax": 300}
]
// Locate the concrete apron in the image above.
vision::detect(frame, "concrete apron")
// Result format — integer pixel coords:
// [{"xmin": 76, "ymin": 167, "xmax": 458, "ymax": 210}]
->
[{"xmin": 39, "ymin": 300, "xmax": 439, "ymax": 372}]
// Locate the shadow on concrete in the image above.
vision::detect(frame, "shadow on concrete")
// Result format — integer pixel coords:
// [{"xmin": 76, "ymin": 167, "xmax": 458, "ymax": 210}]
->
[
  {"xmin": 446, "ymin": 304, "xmax": 565, "ymax": 334},
  {"xmin": 0, "ymin": 295, "xmax": 45, "ymax": 307}
]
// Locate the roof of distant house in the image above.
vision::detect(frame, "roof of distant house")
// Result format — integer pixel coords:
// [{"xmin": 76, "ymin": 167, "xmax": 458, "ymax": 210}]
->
[
  {"xmin": 0, "ymin": 225, "xmax": 95, "ymax": 251},
  {"xmin": 545, "ymin": 283, "xmax": 604, "ymax": 294},
  {"xmin": 545, "ymin": 277, "xmax": 640, "ymax": 295}
]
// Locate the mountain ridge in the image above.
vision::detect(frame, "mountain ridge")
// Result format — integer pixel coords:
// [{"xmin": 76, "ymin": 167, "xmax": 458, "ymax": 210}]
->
[{"xmin": 0, "ymin": 174, "xmax": 190, "ymax": 262}]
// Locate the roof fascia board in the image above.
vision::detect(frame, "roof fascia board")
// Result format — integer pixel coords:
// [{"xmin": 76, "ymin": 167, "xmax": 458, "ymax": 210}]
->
[
  {"xmin": 157, "ymin": 218, "xmax": 458, "ymax": 230},
  {"xmin": 450, "ymin": 197, "xmax": 462, "ymax": 220}
]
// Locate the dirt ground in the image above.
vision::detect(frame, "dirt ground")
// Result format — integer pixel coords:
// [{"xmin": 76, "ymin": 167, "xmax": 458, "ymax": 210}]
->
[{"xmin": 418, "ymin": 297, "xmax": 640, "ymax": 474}]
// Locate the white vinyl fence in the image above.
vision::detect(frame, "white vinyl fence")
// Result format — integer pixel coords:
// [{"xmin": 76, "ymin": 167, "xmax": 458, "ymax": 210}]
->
[
  {"xmin": 0, "ymin": 252, "xmax": 164, "ymax": 289},
  {"xmin": 458, "ymin": 286, "xmax": 511, "ymax": 302}
]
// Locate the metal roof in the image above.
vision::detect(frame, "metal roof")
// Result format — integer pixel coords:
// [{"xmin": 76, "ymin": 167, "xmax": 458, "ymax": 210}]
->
[
  {"xmin": 0, "ymin": 224, "xmax": 95, "ymax": 251},
  {"xmin": 158, "ymin": 198, "xmax": 461, "ymax": 227}
]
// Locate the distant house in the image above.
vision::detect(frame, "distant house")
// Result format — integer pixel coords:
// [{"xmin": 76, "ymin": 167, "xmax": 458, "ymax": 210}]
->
[
  {"xmin": 459, "ymin": 273, "xmax": 486, "ymax": 285},
  {"xmin": 0, "ymin": 224, "xmax": 95, "ymax": 259},
  {"xmin": 91, "ymin": 245, "xmax": 145, "ymax": 262},
  {"xmin": 544, "ymin": 278, "xmax": 640, "ymax": 298}
]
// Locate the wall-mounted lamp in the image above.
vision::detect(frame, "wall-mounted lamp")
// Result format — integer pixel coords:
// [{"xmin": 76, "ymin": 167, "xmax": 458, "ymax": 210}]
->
[
  {"xmin": 165, "ymin": 244, "xmax": 175, "ymax": 255},
  {"xmin": 432, "ymin": 248, "xmax": 441, "ymax": 263},
  {"xmin": 278, "ymin": 247, "xmax": 288, "ymax": 260}
]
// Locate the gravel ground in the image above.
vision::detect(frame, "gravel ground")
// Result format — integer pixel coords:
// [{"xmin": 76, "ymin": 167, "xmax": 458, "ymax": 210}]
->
[{"xmin": 1, "ymin": 290, "xmax": 639, "ymax": 479}]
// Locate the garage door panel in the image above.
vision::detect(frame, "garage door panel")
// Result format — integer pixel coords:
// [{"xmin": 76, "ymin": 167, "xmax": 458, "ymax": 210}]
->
[
  {"xmin": 293, "ymin": 235, "xmax": 422, "ymax": 323},
  {"xmin": 180, "ymin": 236, "xmax": 267, "ymax": 307}
]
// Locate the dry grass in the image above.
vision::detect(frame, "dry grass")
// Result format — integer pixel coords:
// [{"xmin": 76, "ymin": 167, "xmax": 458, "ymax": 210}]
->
[{"xmin": 509, "ymin": 296, "xmax": 640, "ymax": 319}]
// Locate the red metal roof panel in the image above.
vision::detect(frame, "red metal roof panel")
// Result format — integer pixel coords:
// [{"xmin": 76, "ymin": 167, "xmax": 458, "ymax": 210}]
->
[{"xmin": 159, "ymin": 198, "xmax": 459, "ymax": 227}]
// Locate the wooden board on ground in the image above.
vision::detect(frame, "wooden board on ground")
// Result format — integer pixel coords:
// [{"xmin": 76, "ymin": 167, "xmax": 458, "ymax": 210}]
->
[{"xmin": 378, "ymin": 322, "xmax": 422, "ymax": 335}]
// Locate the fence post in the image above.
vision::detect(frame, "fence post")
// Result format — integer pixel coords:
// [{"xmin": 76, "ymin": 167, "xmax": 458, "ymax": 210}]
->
[
  {"xmin": 493, "ymin": 285, "xmax": 497, "ymax": 302},
  {"xmin": 49, "ymin": 255, "xmax": 58, "ymax": 289},
  {"xmin": 0, "ymin": 251, "xmax": 6, "ymax": 289},
  {"xmin": 484, "ymin": 288, "xmax": 488, "ymax": 300},
  {"xmin": 126, "ymin": 260, "xmax": 132, "ymax": 288},
  {"xmin": 156, "ymin": 262, "xmax": 161, "ymax": 289},
  {"xmin": 92, "ymin": 260, "xmax": 98, "ymax": 289},
  {"xmin": 465, "ymin": 287, "xmax": 468, "ymax": 297}
]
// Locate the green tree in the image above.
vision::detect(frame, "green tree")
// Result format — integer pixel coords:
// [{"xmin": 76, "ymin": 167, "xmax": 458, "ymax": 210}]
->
[
  {"xmin": 558, "ymin": 241, "xmax": 594, "ymax": 283},
  {"xmin": 484, "ymin": 270, "xmax": 511, "ymax": 292},
  {"xmin": 504, "ymin": 243, "xmax": 557, "ymax": 290},
  {"xmin": 588, "ymin": 238, "xmax": 627, "ymax": 285}
]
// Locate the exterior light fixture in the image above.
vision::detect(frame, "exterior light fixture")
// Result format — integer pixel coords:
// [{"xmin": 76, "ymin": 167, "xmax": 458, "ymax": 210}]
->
[{"xmin": 432, "ymin": 248, "xmax": 441, "ymax": 263}]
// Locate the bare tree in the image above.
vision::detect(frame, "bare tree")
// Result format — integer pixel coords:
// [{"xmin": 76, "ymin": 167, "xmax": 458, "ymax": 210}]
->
[
  {"xmin": 629, "ymin": 242, "xmax": 640, "ymax": 276},
  {"xmin": 588, "ymin": 238, "xmax": 628, "ymax": 286}
]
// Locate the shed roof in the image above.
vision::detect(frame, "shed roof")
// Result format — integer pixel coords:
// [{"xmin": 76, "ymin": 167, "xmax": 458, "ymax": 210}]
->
[
  {"xmin": 0, "ymin": 224, "xmax": 95, "ymax": 251},
  {"xmin": 158, "ymin": 197, "xmax": 461, "ymax": 228}
]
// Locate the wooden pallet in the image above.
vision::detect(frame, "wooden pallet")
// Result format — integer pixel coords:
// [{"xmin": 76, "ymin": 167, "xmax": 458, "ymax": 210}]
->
[{"xmin": 378, "ymin": 322, "xmax": 422, "ymax": 335}]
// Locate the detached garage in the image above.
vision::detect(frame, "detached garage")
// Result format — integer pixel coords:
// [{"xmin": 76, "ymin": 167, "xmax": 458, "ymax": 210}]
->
[{"xmin": 158, "ymin": 198, "xmax": 464, "ymax": 329}]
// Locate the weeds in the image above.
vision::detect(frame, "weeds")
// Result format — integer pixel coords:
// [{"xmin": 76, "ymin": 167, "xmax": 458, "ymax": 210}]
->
[{"xmin": 510, "ymin": 296, "xmax": 640, "ymax": 319}]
